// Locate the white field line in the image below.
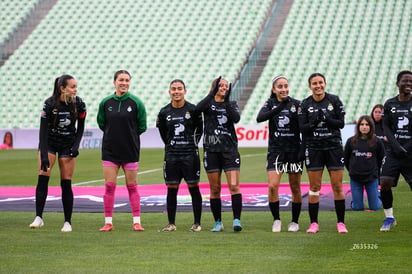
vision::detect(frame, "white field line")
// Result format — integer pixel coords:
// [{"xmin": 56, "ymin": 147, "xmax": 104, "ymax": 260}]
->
[
  {"xmin": 241, "ymin": 153, "xmax": 265, "ymax": 158},
  {"xmin": 73, "ymin": 168, "xmax": 162, "ymax": 186}
]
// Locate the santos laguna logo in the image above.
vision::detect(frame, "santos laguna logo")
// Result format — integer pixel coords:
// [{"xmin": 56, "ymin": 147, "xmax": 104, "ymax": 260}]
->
[{"xmin": 236, "ymin": 125, "xmax": 268, "ymax": 147}]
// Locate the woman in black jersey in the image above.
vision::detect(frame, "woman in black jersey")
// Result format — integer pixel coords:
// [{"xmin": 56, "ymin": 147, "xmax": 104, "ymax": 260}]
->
[
  {"xmin": 29, "ymin": 75, "xmax": 87, "ymax": 232},
  {"xmin": 196, "ymin": 77, "xmax": 243, "ymax": 232},
  {"xmin": 298, "ymin": 73, "xmax": 348, "ymax": 233},
  {"xmin": 256, "ymin": 76, "xmax": 303, "ymax": 232},
  {"xmin": 156, "ymin": 79, "xmax": 203, "ymax": 232},
  {"xmin": 344, "ymin": 115, "xmax": 384, "ymax": 211},
  {"xmin": 379, "ymin": 70, "xmax": 412, "ymax": 232},
  {"xmin": 371, "ymin": 104, "xmax": 399, "ymax": 187},
  {"xmin": 371, "ymin": 104, "xmax": 385, "ymax": 141}
]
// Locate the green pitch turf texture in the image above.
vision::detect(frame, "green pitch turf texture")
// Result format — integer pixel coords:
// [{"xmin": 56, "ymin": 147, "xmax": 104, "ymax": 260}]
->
[{"xmin": 1, "ymin": 148, "xmax": 411, "ymax": 273}]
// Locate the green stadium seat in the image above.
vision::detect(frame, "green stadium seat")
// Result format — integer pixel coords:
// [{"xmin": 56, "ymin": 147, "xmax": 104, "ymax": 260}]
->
[{"xmin": 240, "ymin": 0, "xmax": 412, "ymax": 125}]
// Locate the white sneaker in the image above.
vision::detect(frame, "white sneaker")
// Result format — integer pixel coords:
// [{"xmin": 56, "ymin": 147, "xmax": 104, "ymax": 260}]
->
[
  {"xmin": 189, "ymin": 224, "xmax": 202, "ymax": 232},
  {"xmin": 288, "ymin": 222, "xmax": 299, "ymax": 232},
  {"xmin": 29, "ymin": 216, "xmax": 44, "ymax": 228},
  {"xmin": 272, "ymin": 220, "xmax": 281, "ymax": 232},
  {"xmin": 61, "ymin": 222, "xmax": 72, "ymax": 232}
]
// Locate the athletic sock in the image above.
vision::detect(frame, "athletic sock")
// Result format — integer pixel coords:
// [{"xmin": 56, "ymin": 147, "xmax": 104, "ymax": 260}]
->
[
  {"xmin": 189, "ymin": 185, "xmax": 202, "ymax": 224},
  {"xmin": 383, "ymin": 208, "xmax": 394, "ymax": 218},
  {"xmin": 231, "ymin": 193, "xmax": 242, "ymax": 220},
  {"xmin": 269, "ymin": 201, "xmax": 280, "ymax": 220},
  {"xmin": 334, "ymin": 199, "xmax": 345, "ymax": 223},
  {"xmin": 103, "ymin": 182, "xmax": 116, "ymax": 217},
  {"xmin": 210, "ymin": 198, "xmax": 222, "ymax": 222},
  {"xmin": 308, "ymin": 202, "xmax": 319, "ymax": 223},
  {"xmin": 380, "ymin": 189, "xmax": 393, "ymax": 209},
  {"xmin": 127, "ymin": 183, "xmax": 141, "ymax": 218},
  {"xmin": 166, "ymin": 187, "xmax": 178, "ymax": 224},
  {"xmin": 291, "ymin": 202, "xmax": 302, "ymax": 223},
  {"xmin": 35, "ymin": 175, "xmax": 50, "ymax": 218},
  {"xmin": 61, "ymin": 179, "xmax": 73, "ymax": 223}
]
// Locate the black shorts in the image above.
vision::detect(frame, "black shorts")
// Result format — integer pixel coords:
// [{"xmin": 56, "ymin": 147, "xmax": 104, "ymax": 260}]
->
[
  {"xmin": 203, "ymin": 150, "xmax": 241, "ymax": 173},
  {"xmin": 381, "ymin": 153, "xmax": 412, "ymax": 189},
  {"xmin": 44, "ymin": 141, "xmax": 73, "ymax": 158},
  {"xmin": 266, "ymin": 151, "xmax": 303, "ymax": 174},
  {"xmin": 163, "ymin": 151, "xmax": 200, "ymax": 185},
  {"xmin": 305, "ymin": 147, "xmax": 344, "ymax": 171}
]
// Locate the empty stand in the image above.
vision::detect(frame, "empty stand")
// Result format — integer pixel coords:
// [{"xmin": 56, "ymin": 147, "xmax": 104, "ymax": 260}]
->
[
  {"xmin": 240, "ymin": 0, "xmax": 412, "ymax": 125},
  {"xmin": 0, "ymin": 0, "xmax": 272, "ymax": 128}
]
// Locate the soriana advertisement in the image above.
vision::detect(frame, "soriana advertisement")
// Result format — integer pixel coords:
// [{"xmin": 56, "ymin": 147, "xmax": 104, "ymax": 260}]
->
[{"xmin": 236, "ymin": 125, "xmax": 268, "ymax": 147}]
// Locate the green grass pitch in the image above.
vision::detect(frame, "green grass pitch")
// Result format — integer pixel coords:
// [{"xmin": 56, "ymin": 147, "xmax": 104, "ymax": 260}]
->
[{"xmin": 1, "ymin": 148, "xmax": 411, "ymax": 273}]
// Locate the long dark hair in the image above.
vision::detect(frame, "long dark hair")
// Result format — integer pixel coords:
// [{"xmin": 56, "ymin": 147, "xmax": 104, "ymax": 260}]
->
[
  {"xmin": 370, "ymin": 104, "xmax": 384, "ymax": 123},
  {"xmin": 3, "ymin": 131, "xmax": 13, "ymax": 147},
  {"xmin": 352, "ymin": 115, "xmax": 376, "ymax": 147},
  {"xmin": 51, "ymin": 74, "xmax": 77, "ymax": 128}
]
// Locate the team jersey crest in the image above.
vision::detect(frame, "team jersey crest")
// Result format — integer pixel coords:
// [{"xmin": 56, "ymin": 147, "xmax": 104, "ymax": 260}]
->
[{"xmin": 327, "ymin": 103, "xmax": 334, "ymax": 111}]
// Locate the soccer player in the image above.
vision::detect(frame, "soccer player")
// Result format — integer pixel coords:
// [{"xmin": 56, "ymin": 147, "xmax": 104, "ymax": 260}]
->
[
  {"xmin": 371, "ymin": 104, "xmax": 400, "ymax": 187},
  {"xmin": 371, "ymin": 104, "xmax": 385, "ymax": 141},
  {"xmin": 256, "ymin": 75, "xmax": 303, "ymax": 232},
  {"xmin": 344, "ymin": 115, "xmax": 384, "ymax": 211},
  {"xmin": 298, "ymin": 72, "xmax": 348, "ymax": 233},
  {"xmin": 379, "ymin": 70, "xmax": 412, "ymax": 232},
  {"xmin": 156, "ymin": 79, "xmax": 203, "ymax": 232},
  {"xmin": 97, "ymin": 70, "xmax": 147, "ymax": 232},
  {"xmin": 196, "ymin": 76, "xmax": 243, "ymax": 232},
  {"xmin": 29, "ymin": 74, "xmax": 87, "ymax": 232}
]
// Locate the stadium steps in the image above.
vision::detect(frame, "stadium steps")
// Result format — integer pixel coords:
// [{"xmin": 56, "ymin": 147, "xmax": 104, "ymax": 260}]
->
[
  {"xmin": 0, "ymin": 0, "xmax": 273, "ymax": 129},
  {"xmin": 1, "ymin": 0, "xmax": 58, "ymax": 65},
  {"xmin": 237, "ymin": 0, "xmax": 294, "ymax": 112},
  {"xmin": 239, "ymin": 0, "xmax": 412, "ymax": 125}
]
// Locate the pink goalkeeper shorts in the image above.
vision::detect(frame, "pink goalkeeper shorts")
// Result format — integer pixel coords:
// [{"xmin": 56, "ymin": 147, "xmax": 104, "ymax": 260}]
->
[{"xmin": 102, "ymin": 161, "xmax": 139, "ymax": 170}]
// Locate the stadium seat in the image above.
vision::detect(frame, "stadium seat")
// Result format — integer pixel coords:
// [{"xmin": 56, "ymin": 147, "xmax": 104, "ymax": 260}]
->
[
  {"xmin": 1, "ymin": 0, "xmax": 411, "ymax": 129},
  {"xmin": 240, "ymin": 0, "xmax": 412, "ymax": 125}
]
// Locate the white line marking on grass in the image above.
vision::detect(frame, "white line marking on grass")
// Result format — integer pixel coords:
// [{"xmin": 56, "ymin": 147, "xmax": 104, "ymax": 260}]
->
[
  {"xmin": 241, "ymin": 153, "xmax": 265, "ymax": 158},
  {"xmin": 73, "ymin": 168, "xmax": 162, "ymax": 186},
  {"xmin": 139, "ymin": 168, "xmax": 162, "ymax": 175}
]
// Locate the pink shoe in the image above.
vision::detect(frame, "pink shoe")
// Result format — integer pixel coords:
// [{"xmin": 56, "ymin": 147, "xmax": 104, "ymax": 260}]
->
[
  {"xmin": 337, "ymin": 222, "xmax": 348, "ymax": 233},
  {"xmin": 133, "ymin": 223, "xmax": 145, "ymax": 231},
  {"xmin": 306, "ymin": 222, "xmax": 319, "ymax": 233},
  {"xmin": 99, "ymin": 223, "xmax": 113, "ymax": 232}
]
